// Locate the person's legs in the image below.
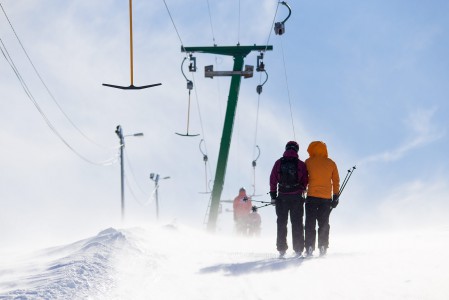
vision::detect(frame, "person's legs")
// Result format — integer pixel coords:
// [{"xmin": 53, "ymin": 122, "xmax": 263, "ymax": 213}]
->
[
  {"xmin": 290, "ymin": 198, "xmax": 304, "ymax": 253},
  {"xmin": 305, "ymin": 200, "xmax": 318, "ymax": 251},
  {"xmin": 317, "ymin": 201, "xmax": 332, "ymax": 249},
  {"xmin": 276, "ymin": 199, "xmax": 289, "ymax": 252}
]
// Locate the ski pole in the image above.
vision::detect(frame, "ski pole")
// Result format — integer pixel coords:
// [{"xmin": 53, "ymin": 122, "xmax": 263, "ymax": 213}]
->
[
  {"xmin": 242, "ymin": 196, "xmax": 271, "ymax": 204},
  {"xmin": 247, "ymin": 199, "xmax": 272, "ymax": 204},
  {"xmin": 253, "ymin": 203, "xmax": 274, "ymax": 210},
  {"xmin": 340, "ymin": 169, "xmax": 351, "ymax": 193},
  {"xmin": 338, "ymin": 166, "xmax": 356, "ymax": 198}
]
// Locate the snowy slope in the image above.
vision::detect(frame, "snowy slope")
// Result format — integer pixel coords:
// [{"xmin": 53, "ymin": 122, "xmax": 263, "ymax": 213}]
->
[{"xmin": 1, "ymin": 225, "xmax": 448, "ymax": 300}]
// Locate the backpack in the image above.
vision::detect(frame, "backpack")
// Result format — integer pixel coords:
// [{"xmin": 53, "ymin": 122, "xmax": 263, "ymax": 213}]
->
[{"xmin": 278, "ymin": 157, "xmax": 300, "ymax": 193}]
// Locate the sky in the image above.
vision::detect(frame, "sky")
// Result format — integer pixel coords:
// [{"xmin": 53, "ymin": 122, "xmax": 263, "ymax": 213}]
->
[{"xmin": 1, "ymin": 0, "xmax": 449, "ymax": 250}]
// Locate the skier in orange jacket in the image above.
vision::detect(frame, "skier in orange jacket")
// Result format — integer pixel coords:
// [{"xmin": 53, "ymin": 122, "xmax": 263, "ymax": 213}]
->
[{"xmin": 304, "ymin": 141, "xmax": 340, "ymax": 257}]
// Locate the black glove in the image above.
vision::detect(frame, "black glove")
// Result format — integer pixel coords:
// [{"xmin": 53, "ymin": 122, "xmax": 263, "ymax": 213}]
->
[
  {"xmin": 331, "ymin": 194, "xmax": 339, "ymax": 208},
  {"xmin": 270, "ymin": 191, "xmax": 277, "ymax": 205}
]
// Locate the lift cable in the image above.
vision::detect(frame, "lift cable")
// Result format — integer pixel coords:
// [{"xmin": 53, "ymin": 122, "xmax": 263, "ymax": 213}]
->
[
  {"xmin": 251, "ymin": 145, "xmax": 261, "ymax": 196},
  {"xmin": 124, "ymin": 149, "xmax": 151, "ymax": 198},
  {"xmin": 205, "ymin": 0, "xmax": 217, "ymax": 45},
  {"xmin": 1, "ymin": 39, "xmax": 118, "ymax": 166},
  {"xmin": 1, "ymin": 3, "xmax": 119, "ymax": 151},
  {"xmin": 279, "ymin": 35, "xmax": 296, "ymax": 140},
  {"xmin": 237, "ymin": 0, "xmax": 241, "ymax": 45},
  {"xmin": 192, "ymin": 73, "xmax": 214, "ymax": 179},
  {"xmin": 162, "ymin": 0, "xmax": 186, "ymax": 50},
  {"xmin": 275, "ymin": 1, "xmax": 296, "ymax": 139},
  {"xmin": 263, "ymin": 1, "xmax": 282, "ymax": 52},
  {"xmin": 125, "ymin": 175, "xmax": 154, "ymax": 207},
  {"xmin": 176, "ymin": 56, "xmax": 199, "ymax": 136}
]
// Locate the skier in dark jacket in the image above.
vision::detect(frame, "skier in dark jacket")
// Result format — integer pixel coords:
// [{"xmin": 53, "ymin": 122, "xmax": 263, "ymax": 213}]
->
[{"xmin": 270, "ymin": 141, "xmax": 308, "ymax": 257}]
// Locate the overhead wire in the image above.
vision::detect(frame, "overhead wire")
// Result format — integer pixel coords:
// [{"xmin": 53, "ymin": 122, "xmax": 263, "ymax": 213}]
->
[
  {"xmin": 205, "ymin": 0, "xmax": 224, "ymax": 122},
  {"xmin": 124, "ymin": 148, "xmax": 150, "ymax": 197},
  {"xmin": 0, "ymin": 37, "xmax": 119, "ymax": 166},
  {"xmin": 261, "ymin": 1, "xmax": 297, "ymax": 140},
  {"xmin": 125, "ymin": 175, "xmax": 155, "ymax": 207},
  {"xmin": 162, "ymin": 0, "xmax": 185, "ymax": 49},
  {"xmin": 191, "ymin": 73, "xmax": 214, "ymax": 180},
  {"xmin": 279, "ymin": 34, "xmax": 296, "ymax": 140},
  {"xmin": 205, "ymin": 0, "xmax": 216, "ymax": 45},
  {"xmin": 237, "ymin": 0, "xmax": 241, "ymax": 44},
  {"xmin": 249, "ymin": 1, "xmax": 290, "ymax": 195},
  {"xmin": 0, "ymin": 3, "xmax": 118, "ymax": 151},
  {"xmin": 264, "ymin": 1, "xmax": 281, "ymax": 52},
  {"xmin": 123, "ymin": 149, "xmax": 155, "ymax": 207},
  {"xmin": 252, "ymin": 0, "xmax": 284, "ymax": 156}
]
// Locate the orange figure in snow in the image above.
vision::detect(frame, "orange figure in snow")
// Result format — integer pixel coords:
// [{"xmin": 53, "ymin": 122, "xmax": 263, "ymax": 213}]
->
[{"xmin": 233, "ymin": 187, "xmax": 253, "ymax": 235}]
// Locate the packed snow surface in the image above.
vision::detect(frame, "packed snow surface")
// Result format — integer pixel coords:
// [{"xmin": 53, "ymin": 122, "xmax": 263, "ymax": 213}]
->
[{"xmin": 1, "ymin": 225, "xmax": 448, "ymax": 299}]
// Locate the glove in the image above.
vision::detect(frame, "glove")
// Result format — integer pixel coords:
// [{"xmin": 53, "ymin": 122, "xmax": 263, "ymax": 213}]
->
[
  {"xmin": 270, "ymin": 191, "xmax": 277, "ymax": 205},
  {"xmin": 331, "ymin": 194, "xmax": 339, "ymax": 208}
]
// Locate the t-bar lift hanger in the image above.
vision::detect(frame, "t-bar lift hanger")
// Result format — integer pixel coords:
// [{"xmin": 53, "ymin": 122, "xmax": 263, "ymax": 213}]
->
[
  {"xmin": 175, "ymin": 54, "xmax": 199, "ymax": 137},
  {"xmin": 103, "ymin": 0, "xmax": 161, "ymax": 90}
]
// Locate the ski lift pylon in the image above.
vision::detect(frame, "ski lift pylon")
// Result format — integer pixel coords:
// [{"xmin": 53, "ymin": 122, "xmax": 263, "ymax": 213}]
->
[{"xmin": 103, "ymin": 0, "xmax": 161, "ymax": 90}]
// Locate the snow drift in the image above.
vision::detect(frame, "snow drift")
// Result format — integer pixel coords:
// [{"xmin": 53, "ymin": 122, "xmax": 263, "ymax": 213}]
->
[{"xmin": 1, "ymin": 225, "xmax": 448, "ymax": 299}]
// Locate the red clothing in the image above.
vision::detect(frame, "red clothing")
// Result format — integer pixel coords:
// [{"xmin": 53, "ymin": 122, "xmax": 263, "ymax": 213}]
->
[{"xmin": 270, "ymin": 149, "xmax": 308, "ymax": 195}]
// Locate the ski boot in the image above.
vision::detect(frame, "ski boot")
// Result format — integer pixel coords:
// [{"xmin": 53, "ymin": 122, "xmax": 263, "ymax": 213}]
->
[
  {"xmin": 319, "ymin": 246, "xmax": 327, "ymax": 257},
  {"xmin": 305, "ymin": 246, "xmax": 313, "ymax": 257}
]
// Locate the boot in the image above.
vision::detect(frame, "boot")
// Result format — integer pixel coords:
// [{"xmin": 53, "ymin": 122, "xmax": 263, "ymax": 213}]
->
[
  {"xmin": 319, "ymin": 246, "xmax": 327, "ymax": 256},
  {"xmin": 306, "ymin": 246, "xmax": 313, "ymax": 257}
]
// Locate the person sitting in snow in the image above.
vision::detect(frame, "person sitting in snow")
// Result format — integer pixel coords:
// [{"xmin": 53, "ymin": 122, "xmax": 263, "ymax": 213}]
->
[{"xmin": 233, "ymin": 187, "xmax": 253, "ymax": 235}]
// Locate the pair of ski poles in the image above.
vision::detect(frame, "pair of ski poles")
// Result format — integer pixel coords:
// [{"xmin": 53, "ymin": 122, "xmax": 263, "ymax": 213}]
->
[
  {"xmin": 246, "ymin": 165, "xmax": 356, "ymax": 211},
  {"xmin": 242, "ymin": 196, "xmax": 272, "ymax": 211},
  {"xmin": 337, "ymin": 165, "xmax": 356, "ymax": 199}
]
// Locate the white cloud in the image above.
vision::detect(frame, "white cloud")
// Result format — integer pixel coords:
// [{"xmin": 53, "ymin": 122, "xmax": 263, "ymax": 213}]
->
[
  {"xmin": 376, "ymin": 177, "xmax": 449, "ymax": 230},
  {"xmin": 357, "ymin": 107, "xmax": 444, "ymax": 166}
]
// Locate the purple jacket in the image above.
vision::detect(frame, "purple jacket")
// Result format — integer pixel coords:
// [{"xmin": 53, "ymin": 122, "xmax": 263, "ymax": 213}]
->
[{"xmin": 270, "ymin": 149, "xmax": 308, "ymax": 195}]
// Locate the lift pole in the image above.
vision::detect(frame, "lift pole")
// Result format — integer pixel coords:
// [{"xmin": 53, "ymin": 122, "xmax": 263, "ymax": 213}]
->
[{"xmin": 181, "ymin": 45, "xmax": 273, "ymax": 232}]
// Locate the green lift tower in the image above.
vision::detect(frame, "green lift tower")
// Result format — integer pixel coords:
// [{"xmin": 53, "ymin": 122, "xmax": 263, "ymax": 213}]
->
[{"xmin": 181, "ymin": 45, "xmax": 273, "ymax": 232}]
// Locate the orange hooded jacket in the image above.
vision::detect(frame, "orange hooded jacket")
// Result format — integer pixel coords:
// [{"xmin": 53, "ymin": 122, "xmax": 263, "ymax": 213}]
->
[{"xmin": 305, "ymin": 141, "xmax": 340, "ymax": 200}]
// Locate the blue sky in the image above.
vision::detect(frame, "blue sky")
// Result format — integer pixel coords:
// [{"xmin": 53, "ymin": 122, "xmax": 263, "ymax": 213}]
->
[{"xmin": 1, "ymin": 0, "xmax": 448, "ymax": 249}]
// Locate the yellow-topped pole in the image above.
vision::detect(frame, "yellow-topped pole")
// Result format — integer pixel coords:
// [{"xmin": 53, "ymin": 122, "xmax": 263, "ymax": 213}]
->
[{"xmin": 129, "ymin": 0, "xmax": 134, "ymax": 86}]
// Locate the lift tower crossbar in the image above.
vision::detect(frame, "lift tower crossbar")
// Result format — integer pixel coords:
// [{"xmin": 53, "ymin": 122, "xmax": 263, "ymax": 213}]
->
[{"xmin": 181, "ymin": 45, "xmax": 273, "ymax": 232}]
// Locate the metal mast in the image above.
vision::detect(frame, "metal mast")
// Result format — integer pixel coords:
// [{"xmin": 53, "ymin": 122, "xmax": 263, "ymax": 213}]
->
[{"xmin": 181, "ymin": 45, "xmax": 273, "ymax": 231}]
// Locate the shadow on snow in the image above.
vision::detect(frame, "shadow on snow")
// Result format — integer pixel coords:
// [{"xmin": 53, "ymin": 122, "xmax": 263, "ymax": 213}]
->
[{"xmin": 199, "ymin": 257, "xmax": 304, "ymax": 276}]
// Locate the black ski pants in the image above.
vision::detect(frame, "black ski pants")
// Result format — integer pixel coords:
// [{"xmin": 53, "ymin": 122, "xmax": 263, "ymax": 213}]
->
[
  {"xmin": 275, "ymin": 194, "xmax": 304, "ymax": 253},
  {"xmin": 305, "ymin": 196, "xmax": 332, "ymax": 250}
]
